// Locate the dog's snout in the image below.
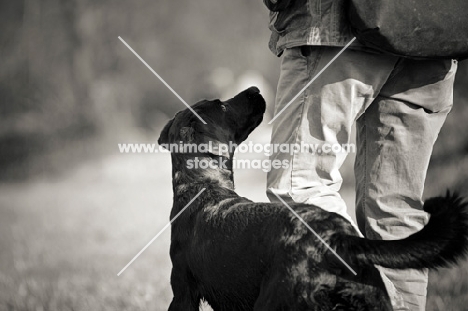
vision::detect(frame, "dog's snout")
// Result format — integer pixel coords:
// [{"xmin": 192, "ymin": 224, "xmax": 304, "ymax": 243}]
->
[
  {"xmin": 228, "ymin": 86, "xmax": 263, "ymax": 104},
  {"xmin": 247, "ymin": 86, "xmax": 260, "ymax": 94}
]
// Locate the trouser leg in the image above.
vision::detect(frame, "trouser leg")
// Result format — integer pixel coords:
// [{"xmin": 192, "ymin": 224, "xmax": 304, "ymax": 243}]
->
[
  {"xmin": 355, "ymin": 58, "xmax": 458, "ymax": 310},
  {"xmin": 267, "ymin": 46, "xmax": 397, "ymax": 230}
]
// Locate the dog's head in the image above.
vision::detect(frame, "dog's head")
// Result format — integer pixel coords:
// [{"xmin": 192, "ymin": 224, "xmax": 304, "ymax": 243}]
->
[{"xmin": 158, "ymin": 87, "xmax": 266, "ymax": 156}]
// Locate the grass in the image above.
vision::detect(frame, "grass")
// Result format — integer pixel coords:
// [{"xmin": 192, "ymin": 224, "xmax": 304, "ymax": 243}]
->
[
  {"xmin": 0, "ymin": 153, "xmax": 174, "ymax": 311},
  {"xmin": 1, "ymin": 130, "xmax": 467, "ymax": 310}
]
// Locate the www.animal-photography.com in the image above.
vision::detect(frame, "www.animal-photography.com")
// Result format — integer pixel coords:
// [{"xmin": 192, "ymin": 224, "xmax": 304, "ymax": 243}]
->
[{"xmin": 2, "ymin": 1, "xmax": 468, "ymax": 310}]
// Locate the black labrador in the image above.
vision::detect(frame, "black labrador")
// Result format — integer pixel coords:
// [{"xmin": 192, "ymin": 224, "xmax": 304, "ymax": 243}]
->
[{"xmin": 158, "ymin": 87, "xmax": 468, "ymax": 310}]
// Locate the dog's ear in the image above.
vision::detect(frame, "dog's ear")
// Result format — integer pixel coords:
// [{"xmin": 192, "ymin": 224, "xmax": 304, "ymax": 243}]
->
[
  {"xmin": 158, "ymin": 118, "xmax": 175, "ymax": 148},
  {"xmin": 180, "ymin": 127, "xmax": 195, "ymax": 142}
]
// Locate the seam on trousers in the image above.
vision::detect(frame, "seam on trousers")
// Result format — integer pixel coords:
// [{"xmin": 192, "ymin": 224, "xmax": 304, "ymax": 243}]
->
[
  {"xmin": 289, "ymin": 96, "xmax": 306, "ymax": 196},
  {"xmin": 362, "ymin": 113, "xmax": 369, "ymax": 238},
  {"xmin": 289, "ymin": 46, "xmax": 323, "ymax": 196}
]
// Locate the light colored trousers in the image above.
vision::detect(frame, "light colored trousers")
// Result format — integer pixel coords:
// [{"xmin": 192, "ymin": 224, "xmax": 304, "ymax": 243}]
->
[{"xmin": 267, "ymin": 46, "xmax": 457, "ymax": 310}]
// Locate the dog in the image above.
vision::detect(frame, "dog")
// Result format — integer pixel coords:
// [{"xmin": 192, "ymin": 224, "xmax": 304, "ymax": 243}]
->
[{"xmin": 158, "ymin": 87, "xmax": 468, "ymax": 310}]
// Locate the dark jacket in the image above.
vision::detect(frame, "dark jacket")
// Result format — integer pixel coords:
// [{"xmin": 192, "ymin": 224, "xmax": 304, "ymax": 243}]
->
[{"xmin": 265, "ymin": 0, "xmax": 355, "ymax": 56}]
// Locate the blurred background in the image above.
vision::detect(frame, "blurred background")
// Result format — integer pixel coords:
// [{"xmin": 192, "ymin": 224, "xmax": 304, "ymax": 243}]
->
[{"xmin": 1, "ymin": 0, "xmax": 467, "ymax": 310}]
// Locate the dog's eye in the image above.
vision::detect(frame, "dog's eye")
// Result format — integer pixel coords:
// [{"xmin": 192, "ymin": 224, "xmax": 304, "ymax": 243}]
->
[{"xmin": 220, "ymin": 104, "xmax": 227, "ymax": 112}]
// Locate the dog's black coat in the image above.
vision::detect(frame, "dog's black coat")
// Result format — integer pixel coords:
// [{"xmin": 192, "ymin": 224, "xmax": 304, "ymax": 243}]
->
[{"xmin": 158, "ymin": 87, "xmax": 468, "ymax": 311}]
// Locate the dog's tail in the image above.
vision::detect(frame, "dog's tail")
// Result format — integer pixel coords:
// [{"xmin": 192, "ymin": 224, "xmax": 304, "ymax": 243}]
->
[{"xmin": 338, "ymin": 192, "xmax": 468, "ymax": 270}]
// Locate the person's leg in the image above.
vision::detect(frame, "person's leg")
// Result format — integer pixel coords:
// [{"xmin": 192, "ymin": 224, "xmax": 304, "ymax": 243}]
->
[
  {"xmin": 267, "ymin": 46, "xmax": 397, "ymax": 228},
  {"xmin": 355, "ymin": 58, "xmax": 458, "ymax": 310}
]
